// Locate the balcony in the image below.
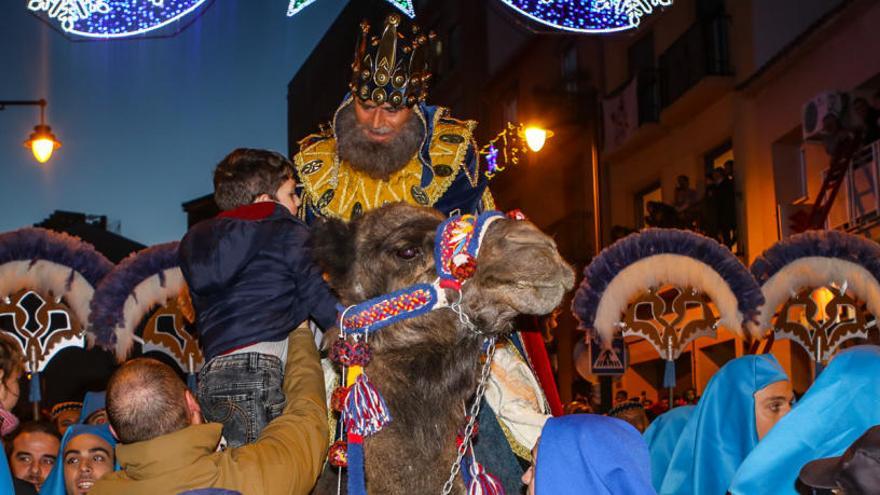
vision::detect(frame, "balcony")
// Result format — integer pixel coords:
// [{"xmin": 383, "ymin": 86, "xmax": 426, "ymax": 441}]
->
[
  {"xmin": 658, "ymin": 15, "xmax": 734, "ymax": 125},
  {"xmin": 601, "ymin": 69, "xmax": 663, "ymax": 157},
  {"xmin": 825, "ymin": 140, "xmax": 880, "ymax": 234}
]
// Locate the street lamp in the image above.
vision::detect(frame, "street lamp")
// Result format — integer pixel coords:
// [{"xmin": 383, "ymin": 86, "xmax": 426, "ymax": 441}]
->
[
  {"xmin": 0, "ymin": 99, "xmax": 62, "ymax": 163},
  {"xmin": 523, "ymin": 126, "xmax": 554, "ymax": 152}
]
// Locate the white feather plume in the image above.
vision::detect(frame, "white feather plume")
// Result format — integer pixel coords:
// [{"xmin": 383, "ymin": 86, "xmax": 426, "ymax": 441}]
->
[{"xmin": 594, "ymin": 253, "xmax": 744, "ymax": 343}]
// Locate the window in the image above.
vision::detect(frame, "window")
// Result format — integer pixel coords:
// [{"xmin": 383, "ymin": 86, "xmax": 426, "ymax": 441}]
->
[
  {"xmin": 635, "ymin": 182, "xmax": 662, "ymax": 228},
  {"xmin": 561, "ymin": 43, "xmax": 578, "ymax": 93},
  {"xmin": 628, "ymin": 32, "xmax": 655, "ymax": 80},
  {"xmin": 704, "ymin": 140, "xmax": 733, "ymax": 175}
]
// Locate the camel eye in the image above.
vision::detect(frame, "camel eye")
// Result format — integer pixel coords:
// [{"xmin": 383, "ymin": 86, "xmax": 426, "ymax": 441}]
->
[{"xmin": 396, "ymin": 246, "xmax": 421, "ymax": 260}]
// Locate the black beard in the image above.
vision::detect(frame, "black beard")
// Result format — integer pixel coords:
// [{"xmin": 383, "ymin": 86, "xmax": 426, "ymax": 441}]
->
[{"xmin": 335, "ymin": 103, "xmax": 425, "ymax": 181}]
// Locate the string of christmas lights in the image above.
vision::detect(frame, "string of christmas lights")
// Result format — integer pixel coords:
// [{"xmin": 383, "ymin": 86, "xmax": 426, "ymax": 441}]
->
[
  {"xmin": 498, "ymin": 0, "xmax": 673, "ymax": 34},
  {"xmin": 27, "ymin": 0, "xmax": 209, "ymax": 38},
  {"xmin": 287, "ymin": 0, "xmax": 414, "ymax": 18}
]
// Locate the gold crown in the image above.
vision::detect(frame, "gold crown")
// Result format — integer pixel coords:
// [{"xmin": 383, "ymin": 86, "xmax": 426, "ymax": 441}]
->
[{"xmin": 349, "ymin": 14, "xmax": 433, "ymax": 108}]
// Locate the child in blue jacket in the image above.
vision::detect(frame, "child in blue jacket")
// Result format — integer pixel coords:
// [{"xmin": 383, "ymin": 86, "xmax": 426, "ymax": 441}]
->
[{"xmin": 180, "ymin": 148, "xmax": 338, "ymax": 447}]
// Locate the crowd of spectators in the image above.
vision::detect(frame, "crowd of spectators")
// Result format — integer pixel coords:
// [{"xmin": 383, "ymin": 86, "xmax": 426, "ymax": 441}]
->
[{"xmin": 640, "ymin": 163, "xmax": 738, "ymax": 250}]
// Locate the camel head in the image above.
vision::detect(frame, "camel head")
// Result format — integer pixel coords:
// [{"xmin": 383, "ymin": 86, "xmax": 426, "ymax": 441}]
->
[{"xmin": 312, "ymin": 203, "xmax": 575, "ymax": 346}]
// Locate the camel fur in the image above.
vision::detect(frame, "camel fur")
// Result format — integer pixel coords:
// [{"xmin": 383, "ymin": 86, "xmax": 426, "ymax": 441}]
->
[{"xmin": 311, "ymin": 203, "xmax": 574, "ymax": 494}]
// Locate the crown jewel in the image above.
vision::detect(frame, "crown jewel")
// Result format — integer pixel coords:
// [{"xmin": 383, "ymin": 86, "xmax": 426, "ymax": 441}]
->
[{"xmin": 349, "ymin": 14, "xmax": 433, "ymax": 109}]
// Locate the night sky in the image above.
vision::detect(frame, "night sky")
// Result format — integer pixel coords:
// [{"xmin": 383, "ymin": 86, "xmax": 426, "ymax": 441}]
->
[{"xmin": 0, "ymin": 0, "xmax": 347, "ymax": 245}]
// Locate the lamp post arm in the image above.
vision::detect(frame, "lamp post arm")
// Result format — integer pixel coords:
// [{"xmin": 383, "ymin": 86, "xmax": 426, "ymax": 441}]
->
[
  {"xmin": 0, "ymin": 99, "xmax": 48, "ymax": 124},
  {"xmin": 0, "ymin": 99, "xmax": 46, "ymax": 109}
]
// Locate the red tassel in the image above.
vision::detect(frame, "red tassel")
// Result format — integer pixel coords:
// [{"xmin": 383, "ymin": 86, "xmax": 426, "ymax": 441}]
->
[
  {"xmin": 468, "ymin": 461, "xmax": 505, "ymax": 495},
  {"xmin": 344, "ymin": 374, "xmax": 392, "ymax": 436}
]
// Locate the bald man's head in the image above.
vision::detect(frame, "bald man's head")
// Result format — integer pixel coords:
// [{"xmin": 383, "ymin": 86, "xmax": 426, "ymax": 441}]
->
[{"xmin": 106, "ymin": 358, "xmax": 192, "ymax": 444}]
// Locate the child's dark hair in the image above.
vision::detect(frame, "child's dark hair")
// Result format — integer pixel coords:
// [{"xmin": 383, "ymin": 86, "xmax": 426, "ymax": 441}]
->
[{"xmin": 213, "ymin": 148, "xmax": 295, "ymax": 211}]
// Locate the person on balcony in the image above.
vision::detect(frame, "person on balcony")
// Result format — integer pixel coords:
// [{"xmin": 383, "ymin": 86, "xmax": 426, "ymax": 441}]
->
[
  {"xmin": 822, "ymin": 113, "xmax": 855, "ymax": 157},
  {"xmin": 852, "ymin": 97, "xmax": 880, "ymax": 145},
  {"xmin": 674, "ymin": 175, "xmax": 699, "ymax": 229}
]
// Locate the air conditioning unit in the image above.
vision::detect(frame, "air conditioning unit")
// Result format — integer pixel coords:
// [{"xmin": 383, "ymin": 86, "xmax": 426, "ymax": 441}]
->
[{"xmin": 802, "ymin": 91, "xmax": 847, "ymax": 141}]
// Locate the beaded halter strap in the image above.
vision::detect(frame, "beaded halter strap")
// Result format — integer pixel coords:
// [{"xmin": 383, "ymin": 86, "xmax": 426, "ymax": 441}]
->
[{"xmin": 329, "ymin": 210, "xmax": 514, "ymax": 495}]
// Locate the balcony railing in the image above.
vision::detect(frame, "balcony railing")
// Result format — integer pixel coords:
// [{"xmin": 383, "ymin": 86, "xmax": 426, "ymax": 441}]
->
[
  {"xmin": 635, "ymin": 68, "xmax": 661, "ymax": 125},
  {"xmin": 826, "ymin": 140, "xmax": 880, "ymax": 232},
  {"xmin": 658, "ymin": 15, "xmax": 733, "ymax": 108}
]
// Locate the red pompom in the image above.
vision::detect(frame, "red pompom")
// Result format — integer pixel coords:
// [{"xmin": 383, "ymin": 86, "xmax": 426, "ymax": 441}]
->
[
  {"xmin": 456, "ymin": 418, "xmax": 480, "ymax": 446},
  {"xmin": 349, "ymin": 341, "xmax": 372, "ymax": 366},
  {"xmin": 507, "ymin": 209, "xmax": 527, "ymax": 221},
  {"xmin": 330, "ymin": 340, "xmax": 372, "ymax": 367},
  {"xmin": 331, "ymin": 386, "xmax": 350, "ymax": 413},
  {"xmin": 328, "ymin": 440, "xmax": 348, "ymax": 467},
  {"xmin": 450, "ymin": 253, "xmax": 477, "ymax": 280}
]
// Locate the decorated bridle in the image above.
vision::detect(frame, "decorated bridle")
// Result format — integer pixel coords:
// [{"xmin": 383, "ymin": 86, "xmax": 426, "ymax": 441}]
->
[{"xmin": 328, "ymin": 210, "xmax": 522, "ymax": 495}]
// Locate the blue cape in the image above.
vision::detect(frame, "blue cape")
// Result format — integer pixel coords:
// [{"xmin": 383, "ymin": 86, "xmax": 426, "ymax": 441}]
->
[
  {"xmin": 1, "ymin": 437, "xmax": 15, "ymax": 494},
  {"xmin": 729, "ymin": 345, "xmax": 880, "ymax": 494},
  {"xmin": 77, "ymin": 391, "xmax": 106, "ymax": 424},
  {"xmin": 659, "ymin": 354, "xmax": 788, "ymax": 495},
  {"xmin": 39, "ymin": 424, "xmax": 118, "ymax": 495},
  {"xmin": 536, "ymin": 414, "xmax": 654, "ymax": 495},
  {"xmin": 643, "ymin": 405, "xmax": 695, "ymax": 491}
]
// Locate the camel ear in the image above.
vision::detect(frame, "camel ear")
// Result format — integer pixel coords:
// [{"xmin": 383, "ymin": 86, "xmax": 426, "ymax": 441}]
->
[{"xmin": 310, "ymin": 217, "xmax": 356, "ymax": 286}]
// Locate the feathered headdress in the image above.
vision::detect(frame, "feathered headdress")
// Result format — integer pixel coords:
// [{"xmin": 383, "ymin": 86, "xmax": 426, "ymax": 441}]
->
[
  {"xmin": 0, "ymin": 227, "xmax": 113, "ymax": 405},
  {"xmin": 573, "ymin": 228, "xmax": 764, "ymax": 343},
  {"xmin": 88, "ymin": 242, "xmax": 202, "ymax": 377},
  {"xmin": 750, "ymin": 230, "xmax": 880, "ymax": 360}
]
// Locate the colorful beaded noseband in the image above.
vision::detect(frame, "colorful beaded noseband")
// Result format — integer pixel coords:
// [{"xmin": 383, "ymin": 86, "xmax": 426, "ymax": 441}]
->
[{"xmin": 329, "ymin": 210, "xmax": 519, "ymax": 495}]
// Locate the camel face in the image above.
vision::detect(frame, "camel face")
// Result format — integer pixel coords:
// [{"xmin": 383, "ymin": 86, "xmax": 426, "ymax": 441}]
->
[
  {"xmin": 312, "ymin": 202, "xmax": 574, "ymax": 338},
  {"xmin": 464, "ymin": 216, "xmax": 575, "ymax": 331}
]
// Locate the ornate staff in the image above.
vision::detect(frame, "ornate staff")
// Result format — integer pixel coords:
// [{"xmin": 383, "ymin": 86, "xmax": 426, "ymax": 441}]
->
[
  {"xmin": 0, "ymin": 228, "xmax": 113, "ymax": 418},
  {"xmin": 751, "ymin": 230, "xmax": 880, "ymax": 377},
  {"xmin": 89, "ymin": 242, "xmax": 203, "ymax": 388}
]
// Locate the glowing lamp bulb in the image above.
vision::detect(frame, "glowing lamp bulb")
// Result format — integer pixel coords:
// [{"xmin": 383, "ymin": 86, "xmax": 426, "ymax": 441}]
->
[
  {"xmin": 24, "ymin": 125, "xmax": 61, "ymax": 164},
  {"xmin": 524, "ymin": 127, "xmax": 552, "ymax": 152},
  {"xmin": 31, "ymin": 138, "xmax": 56, "ymax": 163}
]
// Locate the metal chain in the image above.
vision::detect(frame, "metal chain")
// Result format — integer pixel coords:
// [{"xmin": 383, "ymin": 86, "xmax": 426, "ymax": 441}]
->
[
  {"xmin": 449, "ymin": 289, "xmax": 485, "ymax": 336},
  {"xmin": 441, "ymin": 336, "xmax": 497, "ymax": 495}
]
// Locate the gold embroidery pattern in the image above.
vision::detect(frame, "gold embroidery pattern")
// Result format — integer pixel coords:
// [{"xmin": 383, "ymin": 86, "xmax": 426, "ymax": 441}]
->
[{"xmin": 294, "ymin": 107, "xmax": 476, "ymax": 221}]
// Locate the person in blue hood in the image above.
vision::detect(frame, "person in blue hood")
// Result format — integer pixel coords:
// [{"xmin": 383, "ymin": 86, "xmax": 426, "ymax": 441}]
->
[
  {"xmin": 643, "ymin": 405, "xmax": 695, "ymax": 491},
  {"xmin": 659, "ymin": 354, "xmax": 793, "ymax": 495},
  {"xmin": 179, "ymin": 148, "xmax": 339, "ymax": 447},
  {"xmin": 729, "ymin": 345, "xmax": 880, "ymax": 495},
  {"xmin": 520, "ymin": 414, "xmax": 654, "ymax": 495},
  {"xmin": 39, "ymin": 424, "xmax": 117, "ymax": 495},
  {"xmin": 77, "ymin": 392, "xmax": 106, "ymax": 426}
]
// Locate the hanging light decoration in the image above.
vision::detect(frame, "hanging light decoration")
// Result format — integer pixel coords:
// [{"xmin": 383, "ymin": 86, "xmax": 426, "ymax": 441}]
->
[
  {"xmin": 287, "ymin": 0, "xmax": 415, "ymax": 18},
  {"xmin": 498, "ymin": 0, "xmax": 674, "ymax": 34},
  {"xmin": 27, "ymin": 0, "xmax": 211, "ymax": 39}
]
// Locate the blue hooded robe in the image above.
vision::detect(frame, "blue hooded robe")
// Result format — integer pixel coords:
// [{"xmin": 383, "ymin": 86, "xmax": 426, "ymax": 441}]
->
[
  {"xmin": 643, "ymin": 405, "xmax": 695, "ymax": 491},
  {"xmin": 729, "ymin": 345, "xmax": 880, "ymax": 495},
  {"xmin": 77, "ymin": 392, "xmax": 106, "ymax": 424},
  {"xmin": 535, "ymin": 414, "xmax": 654, "ymax": 495},
  {"xmin": 39, "ymin": 424, "xmax": 118, "ymax": 495},
  {"xmin": 659, "ymin": 354, "xmax": 789, "ymax": 495}
]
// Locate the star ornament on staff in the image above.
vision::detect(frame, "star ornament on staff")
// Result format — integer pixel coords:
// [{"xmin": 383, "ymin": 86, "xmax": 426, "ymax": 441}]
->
[{"xmin": 482, "ymin": 122, "xmax": 553, "ymax": 178}]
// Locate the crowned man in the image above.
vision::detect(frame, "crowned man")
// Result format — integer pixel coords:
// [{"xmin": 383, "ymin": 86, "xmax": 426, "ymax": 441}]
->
[{"xmin": 294, "ymin": 13, "xmax": 556, "ymax": 488}]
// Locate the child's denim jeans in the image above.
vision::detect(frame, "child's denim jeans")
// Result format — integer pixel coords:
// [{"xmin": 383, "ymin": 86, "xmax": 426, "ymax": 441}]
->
[{"xmin": 196, "ymin": 352, "xmax": 286, "ymax": 447}]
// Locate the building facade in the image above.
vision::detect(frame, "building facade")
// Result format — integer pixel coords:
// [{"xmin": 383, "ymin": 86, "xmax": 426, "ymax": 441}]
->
[{"xmin": 597, "ymin": 0, "xmax": 880, "ymax": 400}]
